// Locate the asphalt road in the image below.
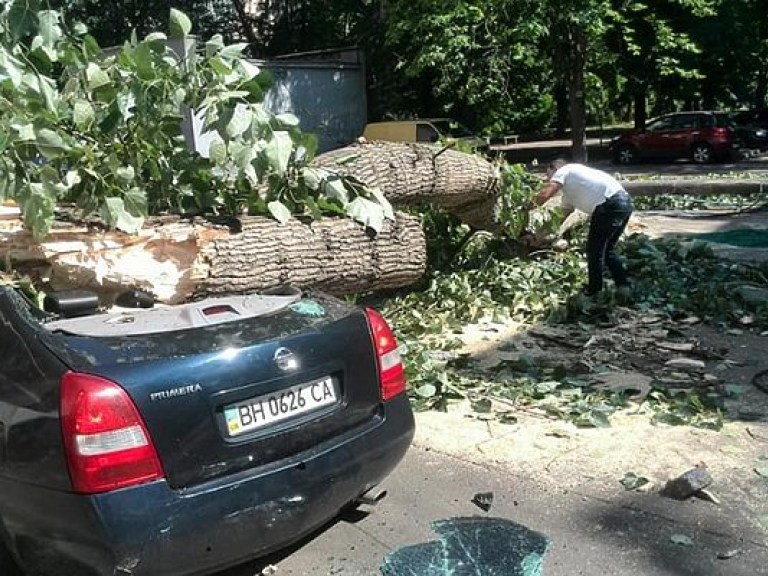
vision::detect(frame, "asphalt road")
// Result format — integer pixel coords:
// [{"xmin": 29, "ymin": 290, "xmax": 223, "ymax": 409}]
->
[{"xmin": 219, "ymin": 444, "xmax": 768, "ymax": 576}]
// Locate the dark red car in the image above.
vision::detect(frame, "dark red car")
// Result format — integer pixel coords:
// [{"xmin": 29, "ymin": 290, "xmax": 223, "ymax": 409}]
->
[{"xmin": 610, "ymin": 111, "xmax": 741, "ymax": 164}]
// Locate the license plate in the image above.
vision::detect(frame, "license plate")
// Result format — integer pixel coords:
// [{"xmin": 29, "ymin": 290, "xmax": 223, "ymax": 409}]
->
[{"xmin": 224, "ymin": 377, "xmax": 337, "ymax": 437}]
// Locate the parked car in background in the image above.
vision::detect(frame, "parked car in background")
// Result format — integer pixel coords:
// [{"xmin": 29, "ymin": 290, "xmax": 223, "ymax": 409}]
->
[
  {"xmin": 363, "ymin": 118, "xmax": 487, "ymax": 150},
  {"xmin": 0, "ymin": 286, "xmax": 414, "ymax": 575},
  {"xmin": 733, "ymin": 108, "xmax": 768, "ymax": 129},
  {"xmin": 731, "ymin": 109, "xmax": 768, "ymax": 150},
  {"xmin": 610, "ymin": 111, "xmax": 741, "ymax": 164}
]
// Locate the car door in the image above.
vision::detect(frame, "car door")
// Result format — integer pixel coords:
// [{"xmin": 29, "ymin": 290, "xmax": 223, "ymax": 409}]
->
[
  {"xmin": 636, "ymin": 115, "xmax": 677, "ymax": 157},
  {"xmin": 665, "ymin": 113, "xmax": 701, "ymax": 154}
]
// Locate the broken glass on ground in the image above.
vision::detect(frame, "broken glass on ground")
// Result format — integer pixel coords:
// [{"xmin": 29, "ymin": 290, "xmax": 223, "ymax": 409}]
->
[{"xmin": 380, "ymin": 517, "xmax": 549, "ymax": 576}]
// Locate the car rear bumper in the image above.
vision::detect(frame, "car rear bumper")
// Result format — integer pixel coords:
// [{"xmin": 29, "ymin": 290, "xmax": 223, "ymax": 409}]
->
[{"xmin": 0, "ymin": 396, "xmax": 414, "ymax": 576}]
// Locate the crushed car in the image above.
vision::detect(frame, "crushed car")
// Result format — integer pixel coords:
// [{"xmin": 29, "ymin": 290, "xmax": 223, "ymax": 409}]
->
[{"xmin": 0, "ymin": 285, "xmax": 414, "ymax": 575}]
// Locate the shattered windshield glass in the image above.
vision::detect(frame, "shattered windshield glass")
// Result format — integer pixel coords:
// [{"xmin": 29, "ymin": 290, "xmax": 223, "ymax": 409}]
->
[{"xmin": 380, "ymin": 517, "xmax": 550, "ymax": 576}]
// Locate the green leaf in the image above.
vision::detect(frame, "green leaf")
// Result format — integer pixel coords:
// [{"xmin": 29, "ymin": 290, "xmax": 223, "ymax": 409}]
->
[
  {"xmin": 471, "ymin": 398, "xmax": 493, "ymax": 413},
  {"xmin": 22, "ymin": 182, "xmax": 55, "ymax": 239},
  {"xmin": 205, "ymin": 35, "xmax": 225, "ymax": 57},
  {"xmin": 620, "ymin": 472, "xmax": 650, "ymax": 491},
  {"xmin": 85, "ymin": 62, "xmax": 110, "ymax": 91},
  {"xmin": 346, "ymin": 197, "xmax": 385, "ymax": 233},
  {"xmin": 226, "ymin": 105, "xmax": 253, "ymax": 139},
  {"xmin": 36, "ymin": 128, "xmax": 69, "ymax": 159},
  {"xmin": 755, "ymin": 467, "xmax": 768, "ymax": 479},
  {"xmin": 273, "ymin": 113, "xmax": 300, "ymax": 127},
  {"xmin": 267, "ymin": 200, "xmax": 291, "ymax": 224},
  {"xmin": 228, "ymin": 141, "xmax": 253, "ymax": 169},
  {"xmin": 73, "ymin": 99, "xmax": 94, "ymax": 129},
  {"xmin": 169, "ymin": 8, "xmax": 192, "ymax": 38},
  {"xmin": 369, "ymin": 187, "xmax": 394, "ymax": 220},
  {"xmin": 115, "ymin": 166, "xmax": 135, "ymax": 186},
  {"xmin": 264, "ymin": 131, "xmax": 293, "ymax": 176},
  {"xmin": 37, "ymin": 10, "xmax": 62, "ymax": 48},
  {"xmin": 302, "ymin": 167, "xmax": 329, "ymax": 190},
  {"xmin": 12, "ymin": 123, "xmax": 35, "ymax": 142},
  {"xmin": 321, "ymin": 177, "xmax": 349, "ymax": 204},
  {"xmin": 414, "ymin": 384, "xmax": 437, "ymax": 398},
  {"xmin": 7, "ymin": 0, "xmax": 41, "ymax": 41},
  {"xmin": 37, "ymin": 74, "xmax": 58, "ymax": 113},
  {"xmin": 123, "ymin": 188, "xmax": 148, "ymax": 217},
  {"xmin": 208, "ymin": 136, "xmax": 227, "ymax": 165},
  {"xmin": 144, "ymin": 32, "xmax": 168, "ymax": 43},
  {"xmin": 101, "ymin": 197, "xmax": 144, "ymax": 234},
  {"xmin": 237, "ymin": 59, "xmax": 260, "ymax": 80},
  {"xmin": 220, "ymin": 43, "xmax": 249, "ymax": 61},
  {"xmin": 0, "ymin": 50, "xmax": 24, "ymax": 87},
  {"xmin": 587, "ymin": 411, "xmax": 612, "ymax": 428}
]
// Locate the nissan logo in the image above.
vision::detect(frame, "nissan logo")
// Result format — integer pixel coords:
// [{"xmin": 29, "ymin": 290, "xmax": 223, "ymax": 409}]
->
[{"xmin": 273, "ymin": 347, "xmax": 299, "ymax": 372}]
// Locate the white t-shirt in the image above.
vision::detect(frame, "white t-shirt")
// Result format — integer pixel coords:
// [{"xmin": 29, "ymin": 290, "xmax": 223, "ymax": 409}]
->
[{"xmin": 550, "ymin": 164, "xmax": 625, "ymax": 214}]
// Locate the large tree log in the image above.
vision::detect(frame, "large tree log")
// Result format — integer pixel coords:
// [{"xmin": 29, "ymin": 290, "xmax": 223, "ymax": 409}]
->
[
  {"xmin": 0, "ymin": 206, "xmax": 426, "ymax": 304},
  {"xmin": 1, "ymin": 142, "xmax": 500, "ymax": 302},
  {"xmin": 315, "ymin": 141, "xmax": 502, "ymax": 232}
]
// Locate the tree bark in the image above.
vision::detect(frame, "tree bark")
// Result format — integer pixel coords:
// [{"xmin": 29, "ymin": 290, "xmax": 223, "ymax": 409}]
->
[
  {"xmin": 633, "ymin": 88, "xmax": 647, "ymax": 130},
  {"xmin": 0, "ymin": 207, "xmax": 426, "ymax": 304},
  {"xmin": 568, "ymin": 27, "xmax": 588, "ymax": 163},
  {"xmin": 1, "ymin": 142, "xmax": 502, "ymax": 303},
  {"xmin": 315, "ymin": 141, "xmax": 501, "ymax": 232}
]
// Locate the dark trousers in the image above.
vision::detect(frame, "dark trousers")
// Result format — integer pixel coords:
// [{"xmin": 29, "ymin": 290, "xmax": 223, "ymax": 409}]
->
[{"xmin": 586, "ymin": 191, "xmax": 633, "ymax": 294}]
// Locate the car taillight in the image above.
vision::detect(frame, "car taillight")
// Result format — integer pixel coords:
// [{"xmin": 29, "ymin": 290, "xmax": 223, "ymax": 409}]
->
[
  {"xmin": 364, "ymin": 307, "xmax": 406, "ymax": 401},
  {"xmin": 60, "ymin": 372, "xmax": 164, "ymax": 494}
]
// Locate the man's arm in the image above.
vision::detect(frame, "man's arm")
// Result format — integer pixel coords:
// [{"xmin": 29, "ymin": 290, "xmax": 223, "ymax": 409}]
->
[
  {"xmin": 535, "ymin": 180, "xmax": 561, "ymax": 206},
  {"xmin": 534, "ymin": 179, "xmax": 574, "ymax": 218}
]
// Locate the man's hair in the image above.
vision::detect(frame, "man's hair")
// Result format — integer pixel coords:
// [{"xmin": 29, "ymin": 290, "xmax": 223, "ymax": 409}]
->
[{"xmin": 548, "ymin": 158, "xmax": 567, "ymax": 171}]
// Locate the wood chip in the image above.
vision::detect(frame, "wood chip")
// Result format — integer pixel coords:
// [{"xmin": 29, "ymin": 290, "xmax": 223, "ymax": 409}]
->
[
  {"xmin": 656, "ymin": 341, "xmax": 695, "ymax": 352},
  {"xmin": 665, "ymin": 357, "xmax": 706, "ymax": 370}
]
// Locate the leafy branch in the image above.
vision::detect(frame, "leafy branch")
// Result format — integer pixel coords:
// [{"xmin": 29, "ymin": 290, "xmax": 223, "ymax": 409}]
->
[{"xmin": 0, "ymin": 3, "xmax": 393, "ymax": 238}]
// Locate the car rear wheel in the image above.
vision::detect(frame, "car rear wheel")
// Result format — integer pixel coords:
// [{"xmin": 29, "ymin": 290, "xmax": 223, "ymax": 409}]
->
[
  {"xmin": 613, "ymin": 144, "xmax": 637, "ymax": 164},
  {"xmin": 691, "ymin": 143, "xmax": 712, "ymax": 164}
]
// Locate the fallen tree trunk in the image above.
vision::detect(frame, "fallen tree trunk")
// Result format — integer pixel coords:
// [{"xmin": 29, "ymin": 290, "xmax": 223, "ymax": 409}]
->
[
  {"xmin": 0, "ymin": 207, "xmax": 426, "ymax": 304},
  {"xmin": 1, "ymin": 142, "xmax": 501, "ymax": 302}
]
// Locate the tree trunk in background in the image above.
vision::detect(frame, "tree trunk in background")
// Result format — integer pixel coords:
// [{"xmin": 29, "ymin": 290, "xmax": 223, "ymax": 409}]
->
[
  {"xmin": 554, "ymin": 81, "xmax": 568, "ymax": 137},
  {"xmin": 633, "ymin": 88, "xmax": 647, "ymax": 130},
  {"xmin": 569, "ymin": 28, "xmax": 588, "ymax": 163},
  {"xmin": 755, "ymin": 70, "xmax": 767, "ymax": 109}
]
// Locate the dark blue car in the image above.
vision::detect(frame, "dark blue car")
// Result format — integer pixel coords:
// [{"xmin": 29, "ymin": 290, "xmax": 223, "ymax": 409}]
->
[{"xmin": 0, "ymin": 287, "xmax": 414, "ymax": 575}]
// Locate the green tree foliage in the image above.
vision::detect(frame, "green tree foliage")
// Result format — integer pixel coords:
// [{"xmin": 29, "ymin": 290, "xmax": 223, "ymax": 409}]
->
[
  {"xmin": 603, "ymin": 0, "xmax": 714, "ymax": 128},
  {"xmin": 0, "ymin": 2, "xmax": 393, "ymax": 238},
  {"xmin": 692, "ymin": 0, "xmax": 768, "ymax": 109},
  {"xmin": 50, "ymin": 0, "xmax": 242, "ymax": 47},
  {"xmin": 383, "ymin": 0, "xmax": 553, "ymax": 135}
]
